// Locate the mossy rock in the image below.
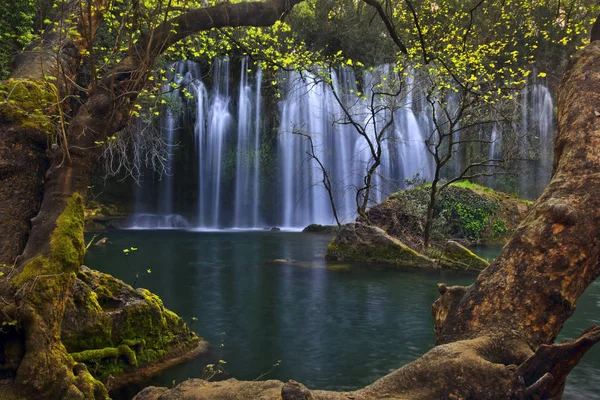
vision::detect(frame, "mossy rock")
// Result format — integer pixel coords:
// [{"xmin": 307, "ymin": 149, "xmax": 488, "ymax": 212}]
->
[
  {"xmin": 367, "ymin": 183, "xmax": 531, "ymax": 247},
  {"xmin": 61, "ymin": 266, "xmax": 201, "ymax": 382},
  {"xmin": 439, "ymin": 241, "xmax": 490, "ymax": 271},
  {"xmin": 325, "ymin": 223, "xmax": 435, "ymax": 267}
]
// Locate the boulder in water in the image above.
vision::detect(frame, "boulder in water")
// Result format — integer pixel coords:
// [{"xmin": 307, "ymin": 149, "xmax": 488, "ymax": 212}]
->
[
  {"xmin": 302, "ymin": 224, "xmax": 340, "ymax": 234},
  {"xmin": 325, "ymin": 223, "xmax": 434, "ymax": 267}
]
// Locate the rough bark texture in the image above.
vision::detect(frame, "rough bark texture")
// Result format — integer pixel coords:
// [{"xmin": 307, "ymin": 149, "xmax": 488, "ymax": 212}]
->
[
  {"xmin": 0, "ymin": 0, "xmax": 109, "ymax": 265},
  {"xmin": 0, "ymin": 124, "xmax": 47, "ymax": 265}
]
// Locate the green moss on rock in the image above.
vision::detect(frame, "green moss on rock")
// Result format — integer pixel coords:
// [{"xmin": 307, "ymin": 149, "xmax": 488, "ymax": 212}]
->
[
  {"xmin": 325, "ymin": 223, "xmax": 434, "ymax": 267},
  {"xmin": 61, "ymin": 266, "xmax": 200, "ymax": 381}
]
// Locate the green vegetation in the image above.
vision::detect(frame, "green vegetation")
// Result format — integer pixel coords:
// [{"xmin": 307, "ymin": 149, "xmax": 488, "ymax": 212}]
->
[
  {"xmin": 0, "ymin": 0, "xmax": 36, "ymax": 79},
  {"xmin": 438, "ymin": 195, "xmax": 499, "ymax": 241},
  {"xmin": 61, "ymin": 267, "xmax": 199, "ymax": 381},
  {"xmin": 371, "ymin": 183, "xmax": 528, "ymax": 246},
  {"xmin": 0, "ymin": 79, "xmax": 56, "ymax": 134}
]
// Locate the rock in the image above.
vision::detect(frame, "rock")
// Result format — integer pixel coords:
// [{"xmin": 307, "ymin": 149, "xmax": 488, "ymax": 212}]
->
[
  {"xmin": 325, "ymin": 223, "xmax": 435, "ymax": 267},
  {"xmin": 270, "ymin": 227, "xmax": 281, "ymax": 232},
  {"xmin": 61, "ymin": 266, "xmax": 206, "ymax": 388},
  {"xmin": 302, "ymin": 224, "xmax": 339, "ymax": 234},
  {"xmin": 133, "ymin": 378, "xmax": 285, "ymax": 400},
  {"xmin": 133, "ymin": 386, "xmax": 169, "ymax": 400},
  {"xmin": 282, "ymin": 380, "xmax": 313, "ymax": 400},
  {"xmin": 439, "ymin": 241, "xmax": 490, "ymax": 271},
  {"xmin": 365, "ymin": 184, "xmax": 531, "ymax": 246},
  {"xmin": 94, "ymin": 237, "xmax": 109, "ymax": 246},
  {"xmin": 271, "ymin": 259, "xmax": 296, "ymax": 264}
]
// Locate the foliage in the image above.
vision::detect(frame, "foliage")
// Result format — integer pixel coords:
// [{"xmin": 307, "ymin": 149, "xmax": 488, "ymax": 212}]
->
[
  {"xmin": 202, "ymin": 333, "xmax": 227, "ymax": 381},
  {"xmin": 437, "ymin": 187, "xmax": 499, "ymax": 240},
  {"xmin": 0, "ymin": 0, "xmax": 36, "ymax": 79},
  {"xmin": 491, "ymin": 218, "xmax": 508, "ymax": 239},
  {"xmin": 0, "ymin": 79, "xmax": 56, "ymax": 134}
]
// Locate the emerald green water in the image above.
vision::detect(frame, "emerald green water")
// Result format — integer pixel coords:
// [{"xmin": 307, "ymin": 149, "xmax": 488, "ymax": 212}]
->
[{"xmin": 85, "ymin": 231, "xmax": 600, "ymax": 399}]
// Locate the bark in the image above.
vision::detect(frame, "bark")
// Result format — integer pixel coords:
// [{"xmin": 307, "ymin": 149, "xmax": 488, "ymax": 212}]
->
[
  {"xmin": 0, "ymin": 0, "xmax": 109, "ymax": 265},
  {"xmin": 0, "ymin": 125, "xmax": 47, "ymax": 265}
]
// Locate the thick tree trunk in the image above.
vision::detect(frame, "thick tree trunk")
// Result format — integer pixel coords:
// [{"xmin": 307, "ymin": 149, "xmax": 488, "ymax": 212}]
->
[
  {"xmin": 0, "ymin": 124, "xmax": 47, "ymax": 265},
  {"xmin": 0, "ymin": 0, "xmax": 109, "ymax": 265}
]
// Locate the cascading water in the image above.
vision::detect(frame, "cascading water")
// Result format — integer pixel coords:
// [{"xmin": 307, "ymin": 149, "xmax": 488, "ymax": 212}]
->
[
  {"xmin": 206, "ymin": 58, "xmax": 232, "ymax": 228},
  {"xmin": 233, "ymin": 58, "xmax": 259, "ymax": 228},
  {"xmin": 130, "ymin": 59, "xmax": 555, "ymax": 229},
  {"xmin": 130, "ymin": 61, "xmax": 200, "ymax": 229},
  {"xmin": 519, "ymin": 81, "xmax": 554, "ymax": 199},
  {"xmin": 396, "ymin": 74, "xmax": 434, "ymax": 185},
  {"xmin": 251, "ymin": 66, "xmax": 263, "ymax": 227}
]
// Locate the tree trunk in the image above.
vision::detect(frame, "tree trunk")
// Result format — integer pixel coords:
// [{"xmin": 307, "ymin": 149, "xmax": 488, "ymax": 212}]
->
[
  {"xmin": 0, "ymin": 0, "xmax": 109, "ymax": 265},
  {"xmin": 423, "ymin": 174, "xmax": 438, "ymax": 248}
]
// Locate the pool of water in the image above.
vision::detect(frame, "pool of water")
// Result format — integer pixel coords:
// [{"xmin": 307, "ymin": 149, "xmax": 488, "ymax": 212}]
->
[{"xmin": 84, "ymin": 231, "xmax": 600, "ymax": 399}]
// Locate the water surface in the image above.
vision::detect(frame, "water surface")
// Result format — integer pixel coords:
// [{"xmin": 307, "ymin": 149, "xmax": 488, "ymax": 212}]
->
[{"xmin": 85, "ymin": 231, "xmax": 600, "ymax": 398}]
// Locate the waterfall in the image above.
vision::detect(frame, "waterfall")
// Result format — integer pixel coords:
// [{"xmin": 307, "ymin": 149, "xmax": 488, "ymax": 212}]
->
[
  {"xmin": 206, "ymin": 58, "xmax": 232, "ymax": 228},
  {"xmin": 130, "ymin": 59, "xmax": 555, "ymax": 230},
  {"xmin": 234, "ymin": 58, "xmax": 262, "ymax": 228},
  {"xmin": 396, "ymin": 73, "xmax": 434, "ymax": 185},
  {"xmin": 252, "ymin": 66, "xmax": 263, "ymax": 227},
  {"xmin": 519, "ymin": 81, "xmax": 554, "ymax": 199},
  {"xmin": 191, "ymin": 69, "xmax": 209, "ymax": 227}
]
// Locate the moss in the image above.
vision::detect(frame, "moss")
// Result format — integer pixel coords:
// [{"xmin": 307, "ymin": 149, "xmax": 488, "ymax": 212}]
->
[
  {"xmin": 440, "ymin": 241, "xmax": 490, "ymax": 271},
  {"xmin": 13, "ymin": 194, "xmax": 85, "ymax": 288},
  {"xmin": 62, "ymin": 267, "xmax": 199, "ymax": 381},
  {"xmin": 326, "ymin": 242, "xmax": 434, "ymax": 267},
  {"xmin": 70, "ymin": 344, "xmax": 137, "ymax": 366},
  {"xmin": 72, "ymin": 364, "xmax": 109, "ymax": 400},
  {"xmin": 50, "ymin": 194, "xmax": 86, "ymax": 271},
  {"xmin": 0, "ymin": 78, "xmax": 56, "ymax": 134},
  {"xmin": 117, "ymin": 344, "xmax": 138, "ymax": 366}
]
